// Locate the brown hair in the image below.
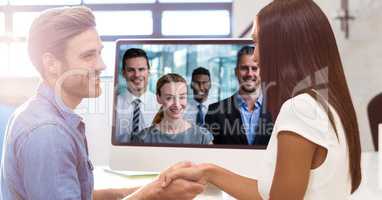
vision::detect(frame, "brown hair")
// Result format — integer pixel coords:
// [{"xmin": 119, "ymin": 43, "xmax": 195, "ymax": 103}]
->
[
  {"xmin": 28, "ymin": 6, "xmax": 96, "ymax": 76},
  {"xmin": 152, "ymin": 73, "xmax": 187, "ymax": 124},
  {"xmin": 258, "ymin": 0, "xmax": 361, "ymax": 192}
]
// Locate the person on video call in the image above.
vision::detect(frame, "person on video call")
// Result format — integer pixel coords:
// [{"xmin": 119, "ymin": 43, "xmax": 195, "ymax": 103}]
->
[
  {"xmin": 0, "ymin": 6, "xmax": 205, "ymax": 200},
  {"xmin": 205, "ymin": 45, "xmax": 273, "ymax": 145},
  {"xmin": 115, "ymin": 48, "xmax": 159, "ymax": 143},
  {"xmin": 159, "ymin": 0, "xmax": 362, "ymax": 199},
  {"xmin": 131, "ymin": 73, "xmax": 213, "ymax": 144},
  {"xmin": 184, "ymin": 67, "xmax": 215, "ymax": 126}
]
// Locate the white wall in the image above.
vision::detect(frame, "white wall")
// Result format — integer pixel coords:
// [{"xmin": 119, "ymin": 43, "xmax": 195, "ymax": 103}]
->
[{"xmin": 232, "ymin": 0, "xmax": 382, "ymax": 151}]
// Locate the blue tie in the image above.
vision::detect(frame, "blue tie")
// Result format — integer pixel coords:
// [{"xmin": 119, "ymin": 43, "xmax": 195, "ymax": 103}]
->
[{"xmin": 196, "ymin": 104, "xmax": 204, "ymax": 126}]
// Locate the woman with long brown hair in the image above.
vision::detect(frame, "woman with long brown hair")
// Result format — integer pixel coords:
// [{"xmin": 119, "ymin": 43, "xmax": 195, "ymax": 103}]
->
[
  {"xmin": 131, "ymin": 73, "xmax": 213, "ymax": 144},
  {"xmin": 159, "ymin": 0, "xmax": 361, "ymax": 199}
]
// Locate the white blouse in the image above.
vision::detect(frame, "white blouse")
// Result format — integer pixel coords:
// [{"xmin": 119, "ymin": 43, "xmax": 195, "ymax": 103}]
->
[{"xmin": 258, "ymin": 93, "xmax": 352, "ymax": 200}]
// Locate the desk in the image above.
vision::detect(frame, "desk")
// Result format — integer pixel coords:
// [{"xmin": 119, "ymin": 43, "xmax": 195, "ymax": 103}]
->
[{"xmin": 94, "ymin": 152, "xmax": 382, "ymax": 199}]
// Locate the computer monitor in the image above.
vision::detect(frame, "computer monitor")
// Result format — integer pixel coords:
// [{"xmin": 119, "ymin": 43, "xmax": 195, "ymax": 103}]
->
[{"xmin": 109, "ymin": 39, "xmax": 266, "ymax": 179}]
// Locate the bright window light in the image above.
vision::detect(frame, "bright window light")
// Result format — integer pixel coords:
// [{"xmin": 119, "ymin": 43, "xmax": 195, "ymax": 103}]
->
[
  {"xmin": 13, "ymin": 12, "xmax": 39, "ymax": 37},
  {"xmin": 0, "ymin": 13, "xmax": 4, "ymax": 35},
  {"xmin": 84, "ymin": 0, "xmax": 155, "ymax": 3},
  {"xmin": 0, "ymin": 0, "xmax": 6, "ymax": 5},
  {"xmin": 101, "ymin": 42, "xmax": 116, "ymax": 77},
  {"xmin": 4, "ymin": 41, "xmax": 115, "ymax": 77},
  {"xmin": 94, "ymin": 11, "xmax": 153, "ymax": 36},
  {"xmin": 9, "ymin": 0, "xmax": 80, "ymax": 5},
  {"xmin": 9, "ymin": 42, "xmax": 39, "ymax": 77},
  {"xmin": 162, "ymin": 10, "xmax": 230, "ymax": 36},
  {"xmin": 159, "ymin": 0, "xmax": 232, "ymax": 2},
  {"xmin": 0, "ymin": 44, "xmax": 9, "ymax": 77}
]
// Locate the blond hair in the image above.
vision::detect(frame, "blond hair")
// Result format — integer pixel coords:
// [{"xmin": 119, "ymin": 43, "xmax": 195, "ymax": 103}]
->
[{"xmin": 28, "ymin": 6, "xmax": 96, "ymax": 75}]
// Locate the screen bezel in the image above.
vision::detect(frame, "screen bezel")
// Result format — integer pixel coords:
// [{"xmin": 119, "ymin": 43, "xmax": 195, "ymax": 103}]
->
[{"xmin": 111, "ymin": 38, "xmax": 266, "ymax": 150}]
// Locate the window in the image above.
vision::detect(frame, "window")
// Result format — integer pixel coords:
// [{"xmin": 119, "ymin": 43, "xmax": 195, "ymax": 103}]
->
[
  {"xmin": 0, "ymin": 0, "xmax": 232, "ymax": 77},
  {"xmin": 9, "ymin": 42, "xmax": 39, "ymax": 77},
  {"xmin": 0, "ymin": 44, "xmax": 9, "ymax": 77},
  {"xmin": 13, "ymin": 12, "xmax": 39, "ymax": 37},
  {"xmin": 0, "ymin": 13, "xmax": 4, "ymax": 35},
  {"xmin": 9, "ymin": 0, "xmax": 80, "ymax": 5},
  {"xmin": 102, "ymin": 42, "xmax": 116, "ymax": 76},
  {"xmin": 94, "ymin": 11, "xmax": 153, "ymax": 36},
  {"xmin": 84, "ymin": 0, "xmax": 155, "ymax": 4},
  {"xmin": 162, "ymin": 10, "xmax": 230, "ymax": 36},
  {"xmin": 159, "ymin": 0, "xmax": 232, "ymax": 2}
]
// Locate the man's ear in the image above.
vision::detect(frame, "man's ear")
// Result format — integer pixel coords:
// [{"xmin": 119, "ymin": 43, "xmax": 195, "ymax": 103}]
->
[{"xmin": 41, "ymin": 52, "xmax": 61, "ymax": 77}]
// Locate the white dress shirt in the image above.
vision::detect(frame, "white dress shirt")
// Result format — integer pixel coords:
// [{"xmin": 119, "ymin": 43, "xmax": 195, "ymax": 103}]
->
[
  {"xmin": 184, "ymin": 98, "xmax": 215, "ymax": 124},
  {"xmin": 115, "ymin": 89, "xmax": 159, "ymax": 143},
  {"xmin": 258, "ymin": 93, "xmax": 351, "ymax": 199}
]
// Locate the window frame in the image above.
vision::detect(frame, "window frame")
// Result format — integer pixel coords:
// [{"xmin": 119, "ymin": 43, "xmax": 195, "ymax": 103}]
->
[{"xmin": 0, "ymin": 0, "xmax": 233, "ymax": 77}]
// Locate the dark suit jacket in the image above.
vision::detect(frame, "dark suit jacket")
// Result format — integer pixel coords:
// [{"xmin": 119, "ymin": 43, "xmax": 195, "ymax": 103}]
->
[{"xmin": 205, "ymin": 94, "xmax": 273, "ymax": 146}]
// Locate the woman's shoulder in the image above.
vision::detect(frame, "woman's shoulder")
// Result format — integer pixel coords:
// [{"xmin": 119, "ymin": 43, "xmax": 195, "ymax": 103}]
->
[
  {"xmin": 275, "ymin": 93, "xmax": 338, "ymax": 148},
  {"xmin": 190, "ymin": 124, "xmax": 214, "ymax": 143},
  {"xmin": 281, "ymin": 93, "xmax": 317, "ymax": 109},
  {"xmin": 279, "ymin": 93, "xmax": 328, "ymax": 121},
  {"xmin": 137, "ymin": 125, "xmax": 160, "ymax": 135}
]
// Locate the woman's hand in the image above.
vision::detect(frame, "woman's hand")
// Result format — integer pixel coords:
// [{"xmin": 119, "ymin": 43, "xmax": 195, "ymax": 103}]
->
[{"xmin": 159, "ymin": 162, "xmax": 211, "ymax": 188}]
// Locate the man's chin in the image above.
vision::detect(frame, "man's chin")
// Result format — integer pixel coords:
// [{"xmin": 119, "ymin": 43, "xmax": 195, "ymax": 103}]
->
[
  {"xmin": 241, "ymin": 86, "xmax": 257, "ymax": 94},
  {"xmin": 194, "ymin": 95, "xmax": 206, "ymax": 102},
  {"xmin": 128, "ymin": 86, "xmax": 145, "ymax": 94}
]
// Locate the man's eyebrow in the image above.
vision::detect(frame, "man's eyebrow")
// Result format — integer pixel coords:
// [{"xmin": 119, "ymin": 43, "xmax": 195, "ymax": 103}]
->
[
  {"xmin": 79, "ymin": 45, "xmax": 104, "ymax": 57},
  {"xmin": 79, "ymin": 49, "xmax": 96, "ymax": 57},
  {"xmin": 126, "ymin": 65, "xmax": 147, "ymax": 69}
]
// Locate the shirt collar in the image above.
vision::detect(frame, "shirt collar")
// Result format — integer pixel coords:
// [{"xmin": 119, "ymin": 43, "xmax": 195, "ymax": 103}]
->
[
  {"xmin": 235, "ymin": 92, "xmax": 263, "ymax": 109},
  {"xmin": 124, "ymin": 88, "xmax": 152, "ymax": 105},
  {"xmin": 189, "ymin": 98, "xmax": 209, "ymax": 108},
  {"xmin": 37, "ymin": 83, "xmax": 83, "ymax": 130}
]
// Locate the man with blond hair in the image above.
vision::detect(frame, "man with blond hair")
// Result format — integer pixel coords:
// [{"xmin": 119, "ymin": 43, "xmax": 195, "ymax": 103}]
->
[{"xmin": 0, "ymin": 6, "xmax": 204, "ymax": 200}]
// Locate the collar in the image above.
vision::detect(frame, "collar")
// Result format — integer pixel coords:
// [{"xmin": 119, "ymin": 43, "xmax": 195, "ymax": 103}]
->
[
  {"xmin": 37, "ymin": 83, "xmax": 83, "ymax": 130},
  {"xmin": 123, "ymin": 88, "xmax": 153, "ymax": 105},
  {"xmin": 235, "ymin": 92, "xmax": 263, "ymax": 108},
  {"xmin": 189, "ymin": 98, "xmax": 206, "ymax": 106}
]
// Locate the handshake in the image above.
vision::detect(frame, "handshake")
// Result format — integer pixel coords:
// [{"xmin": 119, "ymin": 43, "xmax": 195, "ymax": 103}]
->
[{"xmin": 127, "ymin": 161, "xmax": 215, "ymax": 200}]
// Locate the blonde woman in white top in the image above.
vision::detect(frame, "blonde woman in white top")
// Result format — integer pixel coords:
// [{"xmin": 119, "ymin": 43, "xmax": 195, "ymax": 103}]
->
[{"xmin": 159, "ymin": 0, "xmax": 362, "ymax": 199}]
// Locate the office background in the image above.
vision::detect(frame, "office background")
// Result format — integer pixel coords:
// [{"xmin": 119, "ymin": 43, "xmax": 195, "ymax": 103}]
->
[{"xmin": 0, "ymin": 0, "xmax": 381, "ymax": 165}]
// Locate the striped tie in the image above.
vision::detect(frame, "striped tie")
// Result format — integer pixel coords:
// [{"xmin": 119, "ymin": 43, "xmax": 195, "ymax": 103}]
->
[{"xmin": 132, "ymin": 98, "xmax": 141, "ymax": 134}]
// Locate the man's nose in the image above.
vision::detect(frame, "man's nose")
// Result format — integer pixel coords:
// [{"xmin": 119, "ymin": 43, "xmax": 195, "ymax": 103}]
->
[
  {"xmin": 95, "ymin": 57, "xmax": 106, "ymax": 72},
  {"xmin": 132, "ymin": 70, "xmax": 141, "ymax": 77},
  {"xmin": 199, "ymin": 83, "xmax": 206, "ymax": 91},
  {"xmin": 248, "ymin": 68, "xmax": 257, "ymax": 76}
]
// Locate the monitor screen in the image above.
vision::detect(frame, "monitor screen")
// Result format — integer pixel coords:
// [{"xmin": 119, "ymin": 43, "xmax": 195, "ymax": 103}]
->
[{"xmin": 111, "ymin": 39, "xmax": 267, "ymax": 149}]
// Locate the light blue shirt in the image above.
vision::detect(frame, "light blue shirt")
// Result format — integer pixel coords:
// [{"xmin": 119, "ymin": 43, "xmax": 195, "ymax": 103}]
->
[
  {"xmin": 236, "ymin": 93, "xmax": 263, "ymax": 145},
  {"xmin": 0, "ymin": 83, "xmax": 94, "ymax": 200}
]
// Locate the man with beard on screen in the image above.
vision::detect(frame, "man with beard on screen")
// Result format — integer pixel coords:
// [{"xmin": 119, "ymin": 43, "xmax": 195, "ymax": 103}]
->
[{"xmin": 205, "ymin": 45, "xmax": 273, "ymax": 145}]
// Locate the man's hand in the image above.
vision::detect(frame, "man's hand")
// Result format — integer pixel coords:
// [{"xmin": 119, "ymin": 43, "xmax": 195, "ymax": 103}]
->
[
  {"xmin": 159, "ymin": 162, "xmax": 209, "ymax": 188},
  {"xmin": 126, "ymin": 177, "xmax": 205, "ymax": 200},
  {"xmin": 124, "ymin": 162, "xmax": 206, "ymax": 200}
]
